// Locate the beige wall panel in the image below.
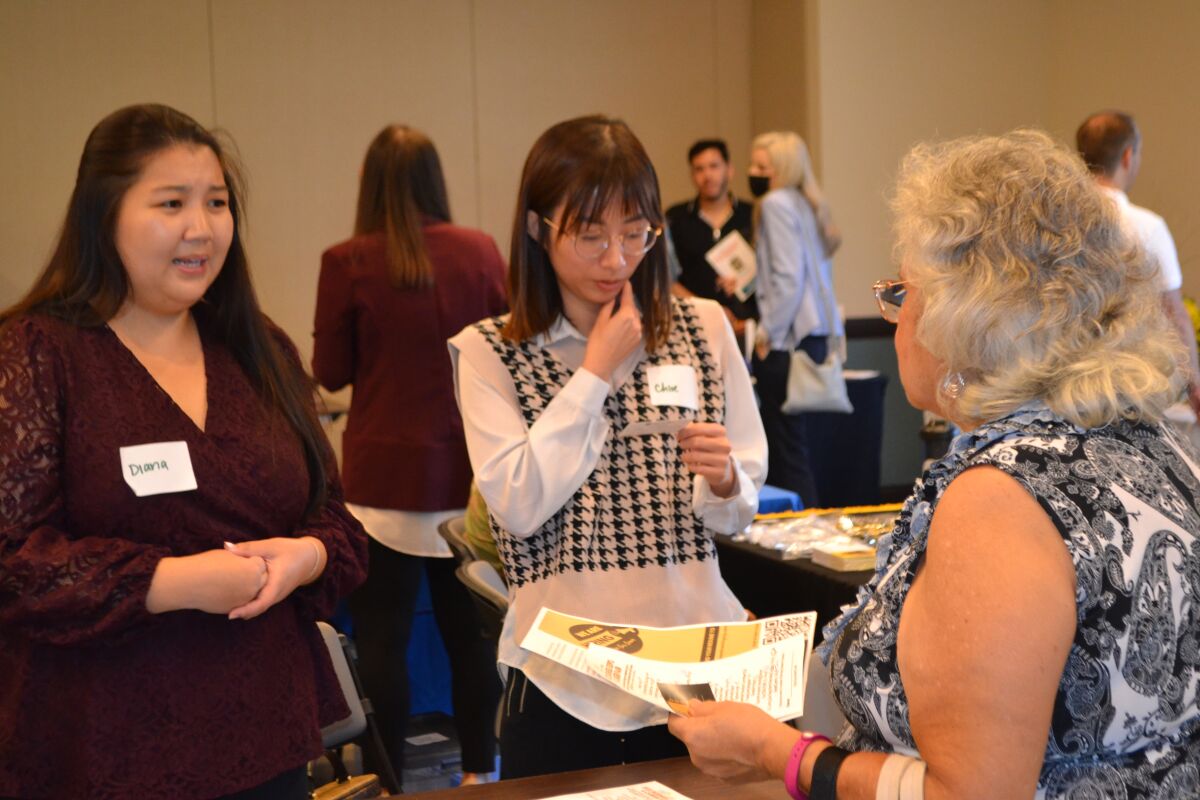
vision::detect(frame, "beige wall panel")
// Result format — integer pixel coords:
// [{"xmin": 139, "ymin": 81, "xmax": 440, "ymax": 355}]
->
[
  {"xmin": 815, "ymin": 0, "xmax": 1052, "ymax": 317},
  {"xmin": 0, "ymin": 0, "xmax": 212, "ymax": 308},
  {"xmin": 750, "ymin": 0, "xmax": 808, "ymax": 144},
  {"xmin": 471, "ymin": 0, "xmax": 752, "ymax": 255},
  {"xmin": 714, "ymin": 0, "xmax": 754, "ymax": 193},
  {"xmin": 209, "ymin": 0, "xmax": 476, "ymax": 358},
  {"xmin": 1046, "ymin": 0, "xmax": 1200, "ymax": 301}
]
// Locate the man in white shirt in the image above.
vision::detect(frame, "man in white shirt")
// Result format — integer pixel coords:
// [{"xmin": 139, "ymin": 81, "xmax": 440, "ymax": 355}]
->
[{"xmin": 1077, "ymin": 110, "xmax": 1200, "ymax": 418}]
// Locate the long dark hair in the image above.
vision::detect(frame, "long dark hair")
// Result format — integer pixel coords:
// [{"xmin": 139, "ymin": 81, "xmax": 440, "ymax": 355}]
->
[
  {"xmin": 354, "ymin": 124, "xmax": 451, "ymax": 288},
  {"xmin": 1, "ymin": 103, "xmax": 329, "ymax": 517},
  {"xmin": 504, "ymin": 115, "xmax": 671, "ymax": 351}
]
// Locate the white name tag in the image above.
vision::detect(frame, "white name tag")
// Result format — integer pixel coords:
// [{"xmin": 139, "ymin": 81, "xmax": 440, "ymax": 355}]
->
[
  {"xmin": 647, "ymin": 365, "xmax": 699, "ymax": 410},
  {"xmin": 119, "ymin": 441, "xmax": 198, "ymax": 497}
]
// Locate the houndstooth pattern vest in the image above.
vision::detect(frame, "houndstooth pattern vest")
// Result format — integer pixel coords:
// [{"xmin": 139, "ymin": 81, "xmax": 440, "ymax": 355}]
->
[{"xmin": 474, "ymin": 298, "xmax": 725, "ymax": 588}]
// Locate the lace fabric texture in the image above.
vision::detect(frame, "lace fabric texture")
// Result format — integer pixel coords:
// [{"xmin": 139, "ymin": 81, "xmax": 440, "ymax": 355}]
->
[
  {"xmin": 822, "ymin": 407, "xmax": 1200, "ymax": 798},
  {"xmin": 0, "ymin": 314, "xmax": 368, "ymax": 799}
]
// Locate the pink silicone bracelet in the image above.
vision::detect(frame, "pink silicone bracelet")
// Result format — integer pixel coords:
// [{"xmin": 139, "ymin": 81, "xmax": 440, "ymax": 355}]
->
[{"xmin": 785, "ymin": 732, "xmax": 831, "ymax": 800}]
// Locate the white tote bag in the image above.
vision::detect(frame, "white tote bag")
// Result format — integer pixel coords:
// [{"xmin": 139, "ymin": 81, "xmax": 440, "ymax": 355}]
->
[{"xmin": 780, "ymin": 263, "xmax": 852, "ymax": 414}]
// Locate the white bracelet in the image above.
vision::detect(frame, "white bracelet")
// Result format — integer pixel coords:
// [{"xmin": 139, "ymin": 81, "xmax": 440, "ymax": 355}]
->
[
  {"xmin": 876, "ymin": 753, "xmax": 925, "ymax": 800},
  {"xmin": 304, "ymin": 539, "xmax": 322, "ymax": 583}
]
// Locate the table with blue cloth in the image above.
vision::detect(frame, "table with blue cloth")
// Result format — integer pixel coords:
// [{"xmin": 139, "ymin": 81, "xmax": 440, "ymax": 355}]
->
[
  {"xmin": 807, "ymin": 372, "xmax": 888, "ymax": 507},
  {"xmin": 757, "ymin": 484, "xmax": 802, "ymax": 514}
]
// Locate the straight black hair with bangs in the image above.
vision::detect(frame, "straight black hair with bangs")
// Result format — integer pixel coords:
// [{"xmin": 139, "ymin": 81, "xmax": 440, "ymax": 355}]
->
[{"xmin": 503, "ymin": 115, "xmax": 671, "ymax": 350}]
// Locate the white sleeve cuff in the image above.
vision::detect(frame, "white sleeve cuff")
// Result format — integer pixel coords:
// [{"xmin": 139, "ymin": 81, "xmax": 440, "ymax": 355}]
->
[
  {"xmin": 692, "ymin": 459, "xmax": 759, "ymax": 534},
  {"xmin": 560, "ymin": 367, "xmax": 612, "ymax": 415}
]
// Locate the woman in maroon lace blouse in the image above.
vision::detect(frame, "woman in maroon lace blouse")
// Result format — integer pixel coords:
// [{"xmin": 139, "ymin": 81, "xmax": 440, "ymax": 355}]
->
[{"xmin": 0, "ymin": 104, "xmax": 368, "ymax": 799}]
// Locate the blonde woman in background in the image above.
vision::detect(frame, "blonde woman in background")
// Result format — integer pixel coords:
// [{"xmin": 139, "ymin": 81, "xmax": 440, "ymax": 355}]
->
[
  {"xmin": 747, "ymin": 131, "xmax": 842, "ymax": 508},
  {"xmin": 672, "ymin": 130, "xmax": 1200, "ymax": 799}
]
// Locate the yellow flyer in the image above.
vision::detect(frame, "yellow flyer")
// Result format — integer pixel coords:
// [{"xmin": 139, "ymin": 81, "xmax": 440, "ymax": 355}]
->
[{"xmin": 520, "ymin": 608, "xmax": 817, "ymax": 720}]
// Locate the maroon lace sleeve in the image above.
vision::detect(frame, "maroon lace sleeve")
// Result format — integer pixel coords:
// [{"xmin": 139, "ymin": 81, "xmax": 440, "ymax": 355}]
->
[
  {"xmin": 0, "ymin": 317, "xmax": 170, "ymax": 645},
  {"xmin": 268, "ymin": 323, "xmax": 368, "ymax": 620}
]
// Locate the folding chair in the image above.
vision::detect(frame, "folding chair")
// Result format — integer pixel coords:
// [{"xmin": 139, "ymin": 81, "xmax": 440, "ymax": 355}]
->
[
  {"xmin": 315, "ymin": 621, "xmax": 402, "ymax": 796},
  {"xmin": 454, "ymin": 560, "xmax": 508, "ymax": 642},
  {"xmin": 436, "ymin": 515, "xmax": 475, "ymax": 564}
]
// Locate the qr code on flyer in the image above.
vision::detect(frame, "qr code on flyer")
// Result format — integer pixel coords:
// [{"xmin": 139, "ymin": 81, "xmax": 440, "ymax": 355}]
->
[{"xmin": 759, "ymin": 613, "xmax": 816, "ymax": 645}]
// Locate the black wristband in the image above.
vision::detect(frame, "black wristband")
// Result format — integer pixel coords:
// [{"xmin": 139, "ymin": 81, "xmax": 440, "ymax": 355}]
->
[{"xmin": 809, "ymin": 745, "xmax": 851, "ymax": 800}]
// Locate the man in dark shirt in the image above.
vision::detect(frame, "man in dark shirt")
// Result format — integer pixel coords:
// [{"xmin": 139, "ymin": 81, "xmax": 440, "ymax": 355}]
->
[{"xmin": 666, "ymin": 138, "xmax": 757, "ymax": 337}]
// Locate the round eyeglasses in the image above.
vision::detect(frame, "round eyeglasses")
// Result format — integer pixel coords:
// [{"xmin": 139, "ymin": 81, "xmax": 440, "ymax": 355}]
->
[
  {"xmin": 873, "ymin": 279, "xmax": 907, "ymax": 323},
  {"xmin": 542, "ymin": 217, "xmax": 661, "ymax": 260}
]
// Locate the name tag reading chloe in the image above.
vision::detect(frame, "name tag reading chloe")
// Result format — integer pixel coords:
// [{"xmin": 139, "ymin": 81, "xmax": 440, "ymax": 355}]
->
[
  {"xmin": 119, "ymin": 441, "xmax": 198, "ymax": 497},
  {"xmin": 646, "ymin": 365, "xmax": 699, "ymax": 410}
]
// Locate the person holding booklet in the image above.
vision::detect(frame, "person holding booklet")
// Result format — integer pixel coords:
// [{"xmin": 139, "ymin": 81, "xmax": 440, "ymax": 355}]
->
[
  {"xmin": 449, "ymin": 115, "xmax": 767, "ymax": 779},
  {"xmin": 0, "ymin": 104, "xmax": 368, "ymax": 799},
  {"xmin": 747, "ymin": 131, "xmax": 842, "ymax": 508},
  {"xmin": 666, "ymin": 138, "xmax": 757, "ymax": 339},
  {"xmin": 670, "ymin": 131, "xmax": 1200, "ymax": 798}
]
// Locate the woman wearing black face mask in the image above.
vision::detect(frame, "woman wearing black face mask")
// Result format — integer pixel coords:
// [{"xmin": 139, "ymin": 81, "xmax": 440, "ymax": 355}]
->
[{"xmin": 747, "ymin": 131, "xmax": 842, "ymax": 508}]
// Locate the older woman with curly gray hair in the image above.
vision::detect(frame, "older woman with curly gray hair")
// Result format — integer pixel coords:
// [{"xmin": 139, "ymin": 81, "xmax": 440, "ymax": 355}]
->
[{"xmin": 669, "ymin": 130, "xmax": 1200, "ymax": 799}]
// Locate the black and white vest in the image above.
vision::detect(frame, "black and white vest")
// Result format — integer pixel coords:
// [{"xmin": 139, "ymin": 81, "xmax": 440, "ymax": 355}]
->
[{"xmin": 474, "ymin": 299, "xmax": 725, "ymax": 588}]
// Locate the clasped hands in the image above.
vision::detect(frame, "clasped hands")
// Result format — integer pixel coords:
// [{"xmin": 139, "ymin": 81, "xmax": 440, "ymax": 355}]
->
[
  {"xmin": 146, "ymin": 536, "xmax": 325, "ymax": 620},
  {"xmin": 582, "ymin": 283, "xmax": 738, "ymax": 499}
]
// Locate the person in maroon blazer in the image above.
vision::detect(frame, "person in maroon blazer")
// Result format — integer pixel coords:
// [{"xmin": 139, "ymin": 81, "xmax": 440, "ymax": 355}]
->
[
  {"xmin": 313, "ymin": 124, "xmax": 507, "ymax": 786},
  {"xmin": 0, "ymin": 104, "xmax": 368, "ymax": 800}
]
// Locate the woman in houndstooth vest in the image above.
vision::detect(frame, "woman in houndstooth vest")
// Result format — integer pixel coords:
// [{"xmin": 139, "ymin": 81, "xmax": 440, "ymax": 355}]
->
[{"xmin": 449, "ymin": 115, "xmax": 767, "ymax": 779}]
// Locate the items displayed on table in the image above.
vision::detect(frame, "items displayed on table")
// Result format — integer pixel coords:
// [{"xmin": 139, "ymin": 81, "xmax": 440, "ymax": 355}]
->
[{"xmin": 744, "ymin": 504, "xmax": 902, "ymax": 565}]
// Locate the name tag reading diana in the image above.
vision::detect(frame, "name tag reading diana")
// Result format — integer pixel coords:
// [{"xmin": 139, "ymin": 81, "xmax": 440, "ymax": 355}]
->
[
  {"xmin": 119, "ymin": 441, "xmax": 198, "ymax": 497},
  {"xmin": 647, "ymin": 365, "xmax": 699, "ymax": 411}
]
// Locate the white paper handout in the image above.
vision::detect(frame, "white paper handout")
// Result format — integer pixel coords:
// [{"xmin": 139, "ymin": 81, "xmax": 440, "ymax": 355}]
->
[
  {"xmin": 587, "ymin": 634, "xmax": 810, "ymax": 719},
  {"xmin": 520, "ymin": 608, "xmax": 817, "ymax": 720},
  {"xmin": 705, "ymin": 230, "xmax": 756, "ymax": 302},
  {"xmin": 537, "ymin": 782, "xmax": 695, "ymax": 800},
  {"xmin": 119, "ymin": 440, "xmax": 198, "ymax": 497}
]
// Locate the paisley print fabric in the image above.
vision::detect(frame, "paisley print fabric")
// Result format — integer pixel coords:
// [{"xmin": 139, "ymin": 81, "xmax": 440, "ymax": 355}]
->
[{"xmin": 820, "ymin": 406, "xmax": 1200, "ymax": 798}]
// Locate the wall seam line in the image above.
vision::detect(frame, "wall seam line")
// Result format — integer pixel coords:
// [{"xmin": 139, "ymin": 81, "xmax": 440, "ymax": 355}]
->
[
  {"xmin": 206, "ymin": 0, "xmax": 218, "ymax": 125},
  {"xmin": 713, "ymin": 0, "xmax": 721, "ymax": 136},
  {"xmin": 469, "ymin": 0, "xmax": 483, "ymax": 227}
]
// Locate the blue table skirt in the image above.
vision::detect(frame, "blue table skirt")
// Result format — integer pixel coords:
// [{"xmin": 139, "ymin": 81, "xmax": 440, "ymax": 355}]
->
[{"xmin": 757, "ymin": 484, "xmax": 802, "ymax": 514}]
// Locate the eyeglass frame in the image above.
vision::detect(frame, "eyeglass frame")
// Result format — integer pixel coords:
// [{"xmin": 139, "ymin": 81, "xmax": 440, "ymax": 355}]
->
[
  {"xmin": 873, "ymin": 278, "xmax": 907, "ymax": 323},
  {"xmin": 541, "ymin": 216, "xmax": 662, "ymax": 260}
]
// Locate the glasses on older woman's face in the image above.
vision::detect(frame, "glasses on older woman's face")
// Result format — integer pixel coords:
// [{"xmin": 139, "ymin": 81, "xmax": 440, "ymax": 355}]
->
[
  {"xmin": 542, "ymin": 217, "xmax": 661, "ymax": 260},
  {"xmin": 873, "ymin": 279, "xmax": 907, "ymax": 323}
]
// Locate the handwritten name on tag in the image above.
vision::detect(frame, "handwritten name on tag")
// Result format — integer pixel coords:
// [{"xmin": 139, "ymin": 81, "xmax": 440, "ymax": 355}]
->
[
  {"xmin": 119, "ymin": 441, "xmax": 198, "ymax": 497},
  {"xmin": 647, "ymin": 365, "xmax": 699, "ymax": 410}
]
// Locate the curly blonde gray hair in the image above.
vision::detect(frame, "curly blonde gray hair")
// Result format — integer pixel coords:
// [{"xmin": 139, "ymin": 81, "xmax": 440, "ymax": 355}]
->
[{"xmin": 892, "ymin": 129, "xmax": 1182, "ymax": 428}]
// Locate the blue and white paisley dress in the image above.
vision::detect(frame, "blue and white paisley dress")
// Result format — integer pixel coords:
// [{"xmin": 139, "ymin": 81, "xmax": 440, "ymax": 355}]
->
[{"xmin": 819, "ymin": 406, "xmax": 1200, "ymax": 798}]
